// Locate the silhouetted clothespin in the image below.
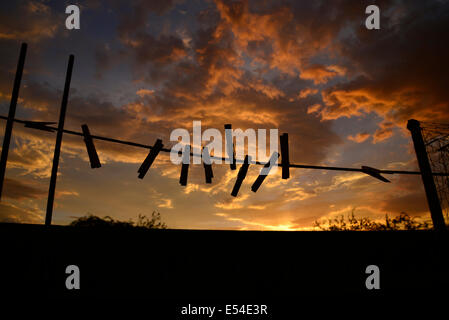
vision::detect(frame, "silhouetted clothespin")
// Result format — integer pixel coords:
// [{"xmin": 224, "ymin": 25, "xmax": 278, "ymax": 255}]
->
[
  {"xmin": 179, "ymin": 145, "xmax": 190, "ymax": 186},
  {"xmin": 138, "ymin": 139, "xmax": 163, "ymax": 179},
  {"xmin": 231, "ymin": 155, "xmax": 251, "ymax": 197},
  {"xmin": 361, "ymin": 166, "xmax": 390, "ymax": 183},
  {"xmin": 224, "ymin": 124, "xmax": 236, "ymax": 170},
  {"xmin": 24, "ymin": 120, "xmax": 56, "ymax": 132},
  {"xmin": 280, "ymin": 133, "xmax": 290, "ymax": 179},
  {"xmin": 202, "ymin": 146, "xmax": 213, "ymax": 184},
  {"xmin": 251, "ymin": 152, "xmax": 280, "ymax": 192},
  {"xmin": 81, "ymin": 124, "xmax": 101, "ymax": 168}
]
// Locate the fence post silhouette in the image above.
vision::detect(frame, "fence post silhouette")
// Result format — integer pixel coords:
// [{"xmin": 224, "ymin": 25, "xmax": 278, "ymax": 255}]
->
[
  {"xmin": 45, "ymin": 55, "xmax": 74, "ymax": 226},
  {"xmin": 407, "ymin": 119, "xmax": 446, "ymax": 231},
  {"xmin": 0, "ymin": 43, "xmax": 27, "ymax": 201}
]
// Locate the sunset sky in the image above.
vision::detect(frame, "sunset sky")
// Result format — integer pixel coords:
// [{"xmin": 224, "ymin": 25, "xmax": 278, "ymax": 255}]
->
[{"xmin": 0, "ymin": 0, "xmax": 448, "ymax": 230}]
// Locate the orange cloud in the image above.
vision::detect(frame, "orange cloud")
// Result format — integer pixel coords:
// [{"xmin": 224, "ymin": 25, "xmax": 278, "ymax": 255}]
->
[
  {"xmin": 300, "ymin": 64, "xmax": 346, "ymax": 84},
  {"xmin": 215, "ymin": 0, "xmax": 340, "ymax": 81},
  {"xmin": 0, "ymin": 1, "xmax": 59, "ymax": 42},
  {"xmin": 347, "ymin": 132, "xmax": 371, "ymax": 143},
  {"xmin": 307, "ymin": 103, "xmax": 321, "ymax": 114},
  {"xmin": 136, "ymin": 89, "xmax": 155, "ymax": 97},
  {"xmin": 298, "ymin": 88, "xmax": 318, "ymax": 99}
]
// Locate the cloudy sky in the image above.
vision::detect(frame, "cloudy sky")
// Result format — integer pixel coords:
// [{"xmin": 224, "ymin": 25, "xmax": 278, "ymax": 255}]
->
[{"xmin": 0, "ymin": 0, "xmax": 448, "ymax": 229}]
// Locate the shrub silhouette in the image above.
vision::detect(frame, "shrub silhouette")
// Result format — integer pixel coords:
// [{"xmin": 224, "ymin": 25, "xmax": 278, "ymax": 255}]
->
[
  {"xmin": 70, "ymin": 211, "xmax": 167, "ymax": 229},
  {"xmin": 314, "ymin": 209, "xmax": 433, "ymax": 231}
]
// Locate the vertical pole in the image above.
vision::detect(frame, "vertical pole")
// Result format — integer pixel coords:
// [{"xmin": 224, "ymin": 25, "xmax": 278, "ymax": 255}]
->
[
  {"xmin": 0, "ymin": 43, "xmax": 27, "ymax": 200},
  {"xmin": 407, "ymin": 119, "xmax": 446, "ymax": 231},
  {"xmin": 45, "ymin": 55, "xmax": 74, "ymax": 226},
  {"xmin": 280, "ymin": 133, "xmax": 290, "ymax": 179}
]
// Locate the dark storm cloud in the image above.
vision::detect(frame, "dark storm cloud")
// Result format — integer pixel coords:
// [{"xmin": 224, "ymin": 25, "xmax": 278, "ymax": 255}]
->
[
  {"xmin": 0, "ymin": 0, "xmax": 61, "ymax": 42},
  {"xmin": 118, "ymin": 0, "xmax": 182, "ymax": 36},
  {"xmin": 321, "ymin": 0, "xmax": 449, "ymax": 126},
  {"xmin": 108, "ymin": 0, "xmax": 343, "ymax": 164}
]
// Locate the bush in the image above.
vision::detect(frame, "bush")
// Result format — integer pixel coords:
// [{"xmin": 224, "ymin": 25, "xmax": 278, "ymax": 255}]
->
[
  {"xmin": 314, "ymin": 209, "xmax": 432, "ymax": 231},
  {"xmin": 70, "ymin": 211, "xmax": 167, "ymax": 229}
]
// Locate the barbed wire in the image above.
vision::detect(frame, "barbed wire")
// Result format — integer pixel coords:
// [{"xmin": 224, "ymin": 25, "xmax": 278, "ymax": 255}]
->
[{"xmin": 421, "ymin": 123, "xmax": 449, "ymax": 221}]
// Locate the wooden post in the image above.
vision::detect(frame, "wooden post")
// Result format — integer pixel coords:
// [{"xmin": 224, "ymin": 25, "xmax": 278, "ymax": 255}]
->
[
  {"xmin": 407, "ymin": 119, "xmax": 446, "ymax": 231},
  {"xmin": 0, "ymin": 43, "xmax": 27, "ymax": 200},
  {"xmin": 45, "ymin": 55, "xmax": 74, "ymax": 226}
]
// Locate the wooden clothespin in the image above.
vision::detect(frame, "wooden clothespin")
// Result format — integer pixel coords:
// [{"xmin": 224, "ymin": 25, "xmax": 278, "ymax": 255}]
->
[
  {"xmin": 203, "ymin": 146, "xmax": 213, "ymax": 184},
  {"xmin": 280, "ymin": 133, "xmax": 290, "ymax": 179},
  {"xmin": 138, "ymin": 139, "xmax": 163, "ymax": 179},
  {"xmin": 231, "ymin": 155, "xmax": 251, "ymax": 197},
  {"xmin": 251, "ymin": 152, "xmax": 280, "ymax": 192},
  {"xmin": 179, "ymin": 145, "xmax": 190, "ymax": 186},
  {"xmin": 81, "ymin": 124, "xmax": 101, "ymax": 168},
  {"xmin": 224, "ymin": 124, "xmax": 236, "ymax": 170}
]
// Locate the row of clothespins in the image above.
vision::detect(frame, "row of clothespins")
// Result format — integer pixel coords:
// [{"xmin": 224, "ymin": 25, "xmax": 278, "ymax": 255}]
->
[{"xmin": 79, "ymin": 123, "xmax": 291, "ymax": 197}]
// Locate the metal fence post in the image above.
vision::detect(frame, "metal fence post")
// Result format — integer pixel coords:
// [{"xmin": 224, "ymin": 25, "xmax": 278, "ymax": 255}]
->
[{"xmin": 407, "ymin": 119, "xmax": 446, "ymax": 231}]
